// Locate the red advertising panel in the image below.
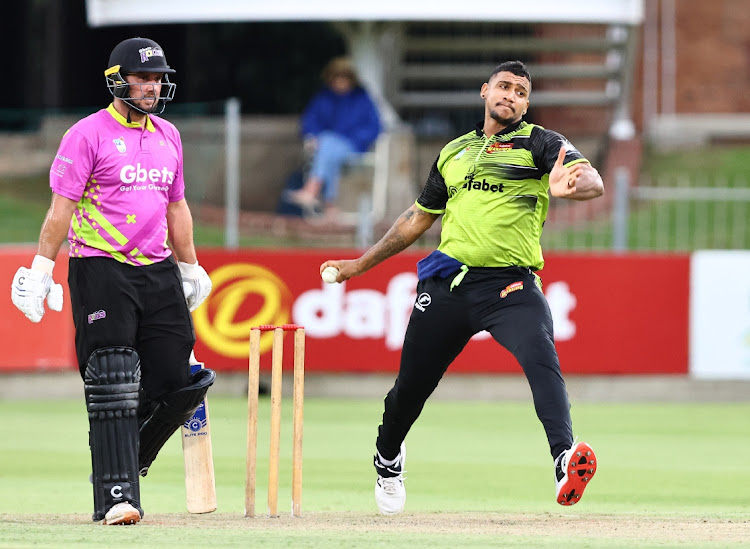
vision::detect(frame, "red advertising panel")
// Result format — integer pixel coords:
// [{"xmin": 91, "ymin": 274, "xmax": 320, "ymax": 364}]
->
[
  {"xmin": 0, "ymin": 248, "xmax": 689, "ymax": 375},
  {"xmin": 540, "ymin": 253, "xmax": 689, "ymax": 374},
  {"xmin": 190, "ymin": 249, "xmax": 690, "ymax": 375},
  {"xmin": 0, "ymin": 246, "xmax": 76, "ymax": 371}
]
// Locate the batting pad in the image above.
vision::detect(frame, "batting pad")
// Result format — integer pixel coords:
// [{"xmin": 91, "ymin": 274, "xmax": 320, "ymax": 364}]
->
[
  {"xmin": 138, "ymin": 367, "xmax": 216, "ymax": 475},
  {"xmin": 84, "ymin": 347, "xmax": 143, "ymax": 522}
]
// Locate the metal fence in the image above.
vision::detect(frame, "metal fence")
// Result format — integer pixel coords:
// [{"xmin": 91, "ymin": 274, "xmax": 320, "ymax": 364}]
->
[{"xmin": 542, "ymin": 168, "xmax": 750, "ymax": 252}]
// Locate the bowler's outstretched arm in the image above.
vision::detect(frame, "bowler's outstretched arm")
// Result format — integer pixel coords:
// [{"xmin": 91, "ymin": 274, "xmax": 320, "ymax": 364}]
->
[{"xmin": 321, "ymin": 204, "xmax": 439, "ymax": 282}]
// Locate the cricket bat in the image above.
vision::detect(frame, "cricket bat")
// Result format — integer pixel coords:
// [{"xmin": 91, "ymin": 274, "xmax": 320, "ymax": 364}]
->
[{"xmin": 181, "ymin": 349, "xmax": 217, "ymax": 514}]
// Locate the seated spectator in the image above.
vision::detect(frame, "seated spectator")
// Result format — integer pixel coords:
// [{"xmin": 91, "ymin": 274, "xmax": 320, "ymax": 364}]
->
[{"xmin": 287, "ymin": 57, "xmax": 381, "ymax": 219}]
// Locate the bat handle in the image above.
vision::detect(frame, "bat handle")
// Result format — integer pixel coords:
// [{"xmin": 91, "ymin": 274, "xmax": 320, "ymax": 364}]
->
[{"xmin": 182, "ymin": 282, "xmax": 199, "ymax": 366}]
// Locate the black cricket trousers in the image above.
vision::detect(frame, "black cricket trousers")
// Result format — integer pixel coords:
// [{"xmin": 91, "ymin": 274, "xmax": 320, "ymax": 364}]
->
[
  {"xmin": 376, "ymin": 266, "xmax": 573, "ymax": 461},
  {"xmin": 68, "ymin": 255, "xmax": 195, "ymax": 402}
]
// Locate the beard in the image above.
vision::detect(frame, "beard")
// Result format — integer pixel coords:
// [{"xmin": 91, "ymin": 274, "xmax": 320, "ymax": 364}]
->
[
  {"xmin": 127, "ymin": 83, "xmax": 160, "ymax": 113},
  {"xmin": 489, "ymin": 105, "xmax": 521, "ymax": 126},
  {"xmin": 135, "ymin": 97, "xmax": 158, "ymax": 112}
]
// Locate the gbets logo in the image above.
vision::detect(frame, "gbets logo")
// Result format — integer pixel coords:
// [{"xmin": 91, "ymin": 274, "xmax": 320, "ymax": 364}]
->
[{"xmin": 119, "ymin": 163, "xmax": 174, "ymax": 184}]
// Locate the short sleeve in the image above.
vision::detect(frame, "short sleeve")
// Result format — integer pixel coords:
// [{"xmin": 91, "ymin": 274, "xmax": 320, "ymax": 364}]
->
[
  {"xmin": 416, "ymin": 157, "xmax": 448, "ymax": 213},
  {"xmin": 169, "ymin": 130, "xmax": 185, "ymax": 202},
  {"xmin": 50, "ymin": 129, "xmax": 95, "ymax": 202},
  {"xmin": 531, "ymin": 127, "xmax": 588, "ymax": 176}
]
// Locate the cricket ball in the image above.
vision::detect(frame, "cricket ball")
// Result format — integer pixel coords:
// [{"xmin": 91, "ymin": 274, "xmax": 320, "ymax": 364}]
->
[{"xmin": 321, "ymin": 266, "xmax": 339, "ymax": 284}]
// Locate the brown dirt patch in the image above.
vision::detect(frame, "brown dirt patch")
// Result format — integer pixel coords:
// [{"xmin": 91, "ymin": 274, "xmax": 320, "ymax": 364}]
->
[{"xmin": 8, "ymin": 512, "xmax": 749, "ymax": 544}]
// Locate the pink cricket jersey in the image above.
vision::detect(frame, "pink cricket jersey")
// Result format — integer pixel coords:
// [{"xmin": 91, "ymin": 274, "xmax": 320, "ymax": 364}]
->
[{"xmin": 50, "ymin": 104, "xmax": 186, "ymax": 265}]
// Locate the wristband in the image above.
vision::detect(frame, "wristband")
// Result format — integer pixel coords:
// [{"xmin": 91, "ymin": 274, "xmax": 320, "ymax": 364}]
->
[
  {"xmin": 178, "ymin": 261, "xmax": 201, "ymax": 277},
  {"xmin": 31, "ymin": 255, "xmax": 55, "ymax": 276}
]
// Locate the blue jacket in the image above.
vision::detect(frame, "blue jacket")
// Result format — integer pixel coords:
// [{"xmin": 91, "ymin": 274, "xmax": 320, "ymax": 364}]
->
[{"xmin": 301, "ymin": 86, "xmax": 381, "ymax": 153}]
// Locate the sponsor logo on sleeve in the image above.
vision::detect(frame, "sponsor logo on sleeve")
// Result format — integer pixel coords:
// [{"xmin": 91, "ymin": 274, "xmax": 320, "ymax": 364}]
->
[{"xmin": 561, "ymin": 138, "xmax": 580, "ymax": 155}]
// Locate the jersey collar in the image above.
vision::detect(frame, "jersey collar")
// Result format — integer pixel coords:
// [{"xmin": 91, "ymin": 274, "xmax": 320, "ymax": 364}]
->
[
  {"xmin": 475, "ymin": 119, "xmax": 525, "ymax": 137},
  {"xmin": 106, "ymin": 103, "xmax": 156, "ymax": 133}
]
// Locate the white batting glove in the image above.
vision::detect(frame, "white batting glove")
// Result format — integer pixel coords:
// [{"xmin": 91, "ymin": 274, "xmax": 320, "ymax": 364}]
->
[
  {"xmin": 10, "ymin": 255, "xmax": 64, "ymax": 323},
  {"xmin": 179, "ymin": 261, "xmax": 212, "ymax": 312}
]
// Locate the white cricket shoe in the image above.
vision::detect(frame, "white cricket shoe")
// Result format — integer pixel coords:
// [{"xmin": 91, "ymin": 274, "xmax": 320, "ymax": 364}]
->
[
  {"xmin": 103, "ymin": 502, "xmax": 141, "ymax": 525},
  {"xmin": 374, "ymin": 442, "xmax": 406, "ymax": 515},
  {"xmin": 555, "ymin": 440, "xmax": 597, "ymax": 506}
]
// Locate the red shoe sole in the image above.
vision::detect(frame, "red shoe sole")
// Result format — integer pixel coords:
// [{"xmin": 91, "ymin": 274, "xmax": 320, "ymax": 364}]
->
[{"xmin": 556, "ymin": 442, "xmax": 597, "ymax": 506}]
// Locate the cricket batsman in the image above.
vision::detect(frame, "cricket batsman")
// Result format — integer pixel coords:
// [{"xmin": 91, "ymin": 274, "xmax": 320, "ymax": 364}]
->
[{"xmin": 10, "ymin": 37, "xmax": 214, "ymax": 525}]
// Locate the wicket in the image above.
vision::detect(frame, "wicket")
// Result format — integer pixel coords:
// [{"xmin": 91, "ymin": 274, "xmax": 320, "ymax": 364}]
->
[{"xmin": 245, "ymin": 324, "xmax": 305, "ymax": 518}]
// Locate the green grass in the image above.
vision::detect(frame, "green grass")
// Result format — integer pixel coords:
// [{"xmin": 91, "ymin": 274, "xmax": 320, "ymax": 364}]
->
[
  {"xmin": 640, "ymin": 145, "xmax": 750, "ymax": 177},
  {"xmin": 543, "ymin": 199, "xmax": 750, "ymax": 251},
  {"xmin": 1, "ymin": 397, "xmax": 749, "ymax": 547}
]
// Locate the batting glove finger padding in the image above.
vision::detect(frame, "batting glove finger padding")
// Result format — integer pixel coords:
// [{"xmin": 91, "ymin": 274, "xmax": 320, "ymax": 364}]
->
[
  {"xmin": 11, "ymin": 266, "xmax": 63, "ymax": 323},
  {"xmin": 179, "ymin": 261, "xmax": 212, "ymax": 312}
]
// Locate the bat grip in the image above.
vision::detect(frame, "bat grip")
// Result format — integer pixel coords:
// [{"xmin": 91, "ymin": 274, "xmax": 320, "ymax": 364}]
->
[{"xmin": 182, "ymin": 283, "xmax": 199, "ymax": 365}]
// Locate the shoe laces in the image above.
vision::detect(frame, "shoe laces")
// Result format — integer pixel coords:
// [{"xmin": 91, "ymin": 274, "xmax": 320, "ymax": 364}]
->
[
  {"xmin": 555, "ymin": 437, "xmax": 579, "ymax": 481},
  {"xmin": 378, "ymin": 475, "xmax": 404, "ymax": 495}
]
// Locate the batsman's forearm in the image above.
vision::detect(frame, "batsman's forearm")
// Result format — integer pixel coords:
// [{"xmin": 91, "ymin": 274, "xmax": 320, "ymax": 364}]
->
[
  {"xmin": 356, "ymin": 205, "xmax": 436, "ymax": 273},
  {"xmin": 167, "ymin": 199, "xmax": 198, "ymax": 264},
  {"xmin": 37, "ymin": 194, "xmax": 77, "ymax": 261}
]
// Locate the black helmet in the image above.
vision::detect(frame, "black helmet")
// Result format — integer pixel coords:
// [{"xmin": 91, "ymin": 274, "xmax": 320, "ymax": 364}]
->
[{"xmin": 104, "ymin": 37, "xmax": 177, "ymax": 114}]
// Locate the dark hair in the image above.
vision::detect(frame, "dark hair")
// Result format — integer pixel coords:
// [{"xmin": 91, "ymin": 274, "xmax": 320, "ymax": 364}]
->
[
  {"xmin": 489, "ymin": 60, "xmax": 531, "ymax": 88},
  {"xmin": 321, "ymin": 57, "xmax": 359, "ymax": 87}
]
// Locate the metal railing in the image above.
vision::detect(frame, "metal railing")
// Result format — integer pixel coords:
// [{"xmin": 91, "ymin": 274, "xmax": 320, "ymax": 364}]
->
[{"xmin": 543, "ymin": 169, "xmax": 750, "ymax": 252}]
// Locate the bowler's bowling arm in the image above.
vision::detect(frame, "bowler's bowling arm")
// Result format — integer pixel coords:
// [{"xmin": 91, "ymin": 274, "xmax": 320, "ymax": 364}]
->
[{"xmin": 340, "ymin": 203, "xmax": 439, "ymax": 280}]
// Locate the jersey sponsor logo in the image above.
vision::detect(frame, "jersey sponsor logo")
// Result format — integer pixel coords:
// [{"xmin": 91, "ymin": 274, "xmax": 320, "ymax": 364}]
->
[
  {"xmin": 414, "ymin": 292, "xmax": 432, "ymax": 312},
  {"xmin": 486, "ymin": 142, "xmax": 514, "ymax": 153},
  {"xmin": 462, "ymin": 173, "xmax": 504, "ymax": 193},
  {"xmin": 139, "ymin": 46, "xmax": 165, "ymax": 63},
  {"xmin": 119, "ymin": 163, "xmax": 175, "ymax": 185},
  {"xmin": 113, "ymin": 137, "xmax": 127, "ymax": 153},
  {"xmin": 55, "ymin": 154, "xmax": 73, "ymax": 164},
  {"xmin": 500, "ymin": 281, "xmax": 523, "ymax": 298}
]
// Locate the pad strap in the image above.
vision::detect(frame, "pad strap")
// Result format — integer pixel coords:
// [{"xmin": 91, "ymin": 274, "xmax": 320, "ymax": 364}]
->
[{"xmin": 138, "ymin": 368, "xmax": 216, "ymax": 475}]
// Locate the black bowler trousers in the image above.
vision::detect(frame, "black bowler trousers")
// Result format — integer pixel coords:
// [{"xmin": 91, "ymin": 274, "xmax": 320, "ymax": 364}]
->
[{"xmin": 376, "ymin": 266, "xmax": 573, "ymax": 461}]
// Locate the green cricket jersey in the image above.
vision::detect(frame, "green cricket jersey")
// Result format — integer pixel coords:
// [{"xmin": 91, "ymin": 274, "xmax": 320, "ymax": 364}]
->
[{"xmin": 416, "ymin": 120, "xmax": 590, "ymax": 270}]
